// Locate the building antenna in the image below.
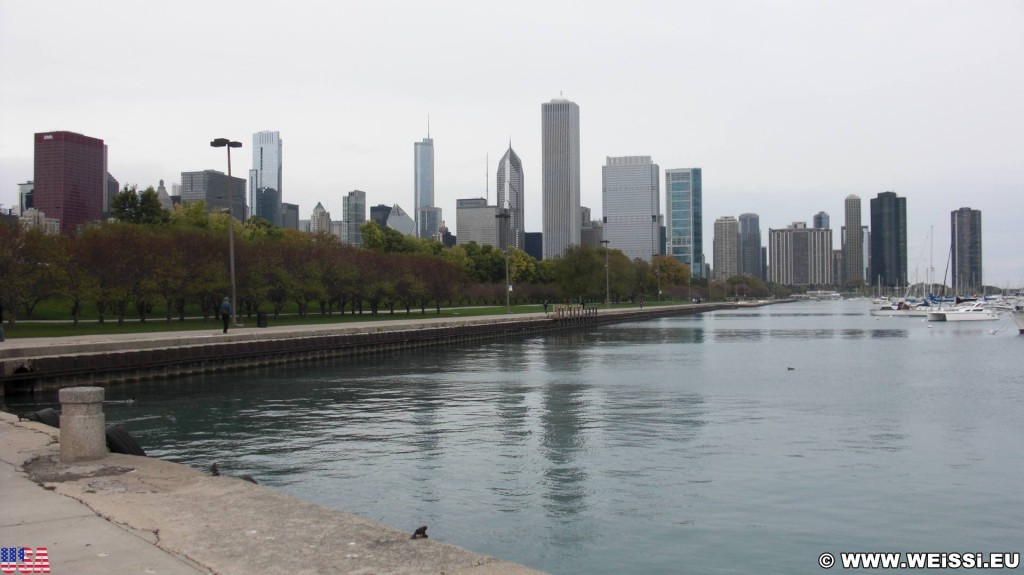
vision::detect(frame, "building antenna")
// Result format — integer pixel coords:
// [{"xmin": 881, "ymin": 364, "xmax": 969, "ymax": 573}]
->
[{"xmin": 427, "ymin": 114, "xmax": 430, "ymax": 138}]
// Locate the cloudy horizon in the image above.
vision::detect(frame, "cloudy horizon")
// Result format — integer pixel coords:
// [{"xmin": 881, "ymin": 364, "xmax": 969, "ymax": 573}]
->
[{"xmin": 2, "ymin": 0, "xmax": 1021, "ymax": 284}]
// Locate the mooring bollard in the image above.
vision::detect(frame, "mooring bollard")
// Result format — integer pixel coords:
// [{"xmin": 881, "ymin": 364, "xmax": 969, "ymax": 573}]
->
[{"xmin": 59, "ymin": 386, "xmax": 107, "ymax": 462}]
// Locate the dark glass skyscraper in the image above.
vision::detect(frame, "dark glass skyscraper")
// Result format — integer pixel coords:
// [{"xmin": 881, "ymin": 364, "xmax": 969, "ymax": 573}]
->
[
  {"xmin": 33, "ymin": 131, "xmax": 106, "ymax": 233},
  {"xmin": 739, "ymin": 213, "xmax": 762, "ymax": 279},
  {"xmin": 869, "ymin": 191, "xmax": 908, "ymax": 288},
  {"xmin": 665, "ymin": 168, "xmax": 703, "ymax": 278},
  {"xmin": 951, "ymin": 207, "xmax": 982, "ymax": 293}
]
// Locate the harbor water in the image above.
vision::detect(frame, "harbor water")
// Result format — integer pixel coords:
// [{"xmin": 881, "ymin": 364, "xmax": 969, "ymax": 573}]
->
[{"xmin": 5, "ymin": 300, "xmax": 1023, "ymax": 573}]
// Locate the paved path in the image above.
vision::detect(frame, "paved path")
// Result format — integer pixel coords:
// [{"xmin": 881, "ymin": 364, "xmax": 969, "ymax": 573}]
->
[{"xmin": 0, "ymin": 412, "xmax": 545, "ymax": 575}]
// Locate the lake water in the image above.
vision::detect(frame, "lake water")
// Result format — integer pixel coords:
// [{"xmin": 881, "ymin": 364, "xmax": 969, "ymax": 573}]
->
[{"xmin": 5, "ymin": 300, "xmax": 1023, "ymax": 574}]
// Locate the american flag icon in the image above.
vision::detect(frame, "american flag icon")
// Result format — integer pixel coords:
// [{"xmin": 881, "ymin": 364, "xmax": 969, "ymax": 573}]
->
[{"xmin": 0, "ymin": 547, "xmax": 50, "ymax": 574}]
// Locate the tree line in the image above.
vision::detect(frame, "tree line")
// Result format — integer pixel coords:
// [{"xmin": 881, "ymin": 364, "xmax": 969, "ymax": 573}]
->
[{"xmin": 0, "ymin": 185, "xmax": 783, "ymax": 328}]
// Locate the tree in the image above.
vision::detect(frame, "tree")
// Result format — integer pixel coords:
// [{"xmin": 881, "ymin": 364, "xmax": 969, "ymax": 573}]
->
[
  {"xmin": 111, "ymin": 185, "xmax": 169, "ymax": 225},
  {"xmin": 553, "ymin": 245, "xmax": 603, "ymax": 303}
]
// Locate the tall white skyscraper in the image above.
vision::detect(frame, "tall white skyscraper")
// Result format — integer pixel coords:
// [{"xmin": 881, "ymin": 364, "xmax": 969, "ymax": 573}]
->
[
  {"xmin": 414, "ymin": 131, "xmax": 436, "ymax": 239},
  {"xmin": 601, "ymin": 156, "xmax": 660, "ymax": 262},
  {"xmin": 542, "ymin": 98, "xmax": 580, "ymax": 259},
  {"xmin": 496, "ymin": 144, "xmax": 524, "ymax": 251},
  {"xmin": 249, "ymin": 131, "xmax": 283, "ymax": 226},
  {"xmin": 713, "ymin": 216, "xmax": 740, "ymax": 281}
]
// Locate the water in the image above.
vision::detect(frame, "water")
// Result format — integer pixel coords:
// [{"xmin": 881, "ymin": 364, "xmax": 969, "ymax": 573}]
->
[{"xmin": 5, "ymin": 300, "xmax": 1023, "ymax": 574}]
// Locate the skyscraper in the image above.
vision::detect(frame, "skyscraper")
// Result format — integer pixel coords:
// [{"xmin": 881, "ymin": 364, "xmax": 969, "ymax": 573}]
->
[
  {"xmin": 738, "ymin": 213, "xmax": 762, "ymax": 279},
  {"xmin": 33, "ymin": 131, "xmax": 106, "ymax": 233},
  {"xmin": 542, "ymin": 98, "xmax": 580, "ymax": 259},
  {"xmin": 309, "ymin": 202, "xmax": 330, "ymax": 234},
  {"xmin": 813, "ymin": 211, "xmax": 830, "ymax": 230},
  {"xmin": 18, "ymin": 181, "xmax": 33, "ymax": 215},
  {"xmin": 342, "ymin": 190, "xmax": 367, "ymax": 246},
  {"xmin": 869, "ymin": 191, "xmax": 907, "ymax": 288},
  {"xmin": 602, "ymin": 156, "xmax": 660, "ymax": 262},
  {"xmin": 665, "ymin": 168, "xmax": 703, "ymax": 278},
  {"xmin": 768, "ymin": 222, "xmax": 833, "ymax": 286},
  {"xmin": 249, "ymin": 131, "xmax": 282, "ymax": 225},
  {"xmin": 496, "ymin": 144, "xmax": 524, "ymax": 251},
  {"xmin": 951, "ymin": 207, "xmax": 982, "ymax": 293},
  {"xmin": 180, "ymin": 170, "xmax": 246, "ymax": 218},
  {"xmin": 843, "ymin": 195, "xmax": 863, "ymax": 286},
  {"xmin": 713, "ymin": 216, "xmax": 740, "ymax": 281},
  {"xmin": 456, "ymin": 198, "xmax": 498, "ymax": 248},
  {"xmin": 414, "ymin": 132, "xmax": 436, "ymax": 239}
]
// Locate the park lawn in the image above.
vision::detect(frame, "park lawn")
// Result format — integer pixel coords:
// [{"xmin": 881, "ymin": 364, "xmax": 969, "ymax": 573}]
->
[{"xmin": 2, "ymin": 300, "xmax": 663, "ymax": 339}]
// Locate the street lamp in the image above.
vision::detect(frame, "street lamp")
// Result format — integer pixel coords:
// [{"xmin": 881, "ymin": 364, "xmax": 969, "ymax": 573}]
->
[
  {"xmin": 601, "ymin": 239, "xmax": 610, "ymax": 308},
  {"xmin": 210, "ymin": 138, "xmax": 243, "ymax": 326},
  {"xmin": 495, "ymin": 207, "xmax": 512, "ymax": 313}
]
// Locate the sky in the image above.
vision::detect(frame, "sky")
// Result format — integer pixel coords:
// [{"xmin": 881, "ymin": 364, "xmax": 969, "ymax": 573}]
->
[{"xmin": 2, "ymin": 0, "xmax": 1022, "ymax": 285}]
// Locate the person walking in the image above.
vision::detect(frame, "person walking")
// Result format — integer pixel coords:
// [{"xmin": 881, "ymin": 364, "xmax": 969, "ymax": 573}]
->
[{"xmin": 219, "ymin": 297, "xmax": 232, "ymax": 334}]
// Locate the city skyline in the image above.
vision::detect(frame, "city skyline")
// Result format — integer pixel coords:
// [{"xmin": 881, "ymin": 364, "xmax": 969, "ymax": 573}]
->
[{"xmin": 1, "ymin": 1, "xmax": 1021, "ymax": 283}]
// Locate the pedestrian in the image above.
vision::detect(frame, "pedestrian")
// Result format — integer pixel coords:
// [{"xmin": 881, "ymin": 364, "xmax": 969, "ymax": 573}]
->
[
  {"xmin": 219, "ymin": 297, "xmax": 232, "ymax": 334},
  {"xmin": 543, "ymin": 300, "xmax": 549, "ymax": 314}
]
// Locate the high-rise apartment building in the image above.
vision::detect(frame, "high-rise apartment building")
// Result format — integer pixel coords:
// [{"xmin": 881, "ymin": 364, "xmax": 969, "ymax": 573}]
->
[
  {"xmin": 768, "ymin": 222, "xmax": 833, "ymax": 286},
  {"xmin": 951, "ymin": 207, "xmax": 982, "ymax": 293},
  {"xmin": 713, "ymin": 216, "xmax": 740, "ymax": 281},
  {"xmin": 33, "ymin": 131, "xmax": 106, "ymax": 233},
  {"xmin": 738, "ymin": 213, "xmax": 762, "ymax": 279},
  {"xmin": 456, "ymin": 198, "xmax": 498, "ymax": 247},
  {"xmin": 542, "ymin": 98, "xmax": 580, "ymax": 259},
  {"xmin": 601, "ymin": 156, "xmax": 660, "ymax": 262},
  {"xmin": 249, "ymin": 131, "xmax": 282, "ymax": 226},
  {"xmin": 414, "ymin": 133, "xmax": 436, "ymax": 239},
  {"xmin": 665, "ymin": 168, "xmax": 703, "ymax": 278},
  {"xmin": 342, "ymin": 190, "xmax": 367, "ymax": 246},
  {"xmin": 869, "ymin": 191, "xmax": 907, "ymax": 288},
  {"xmin": 843, "ymin": 195, "xmax": 864, "ymax": 286},
  {"xmin": 813, "ymin": 211, "xmax": 830, "ymax": 230},
  {"xmin": 180, "ymin": 170, "xmax": 246, "ymax": 218},
  {"xmin": 496, "ymin": 145, "xmax": 524, "ymax": 251}
]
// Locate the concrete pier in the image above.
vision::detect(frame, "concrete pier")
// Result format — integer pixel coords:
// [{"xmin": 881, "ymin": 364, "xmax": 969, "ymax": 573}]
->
[{"xmin": 58, "ymin": 386, "xmax": 106, "ymax": 462}]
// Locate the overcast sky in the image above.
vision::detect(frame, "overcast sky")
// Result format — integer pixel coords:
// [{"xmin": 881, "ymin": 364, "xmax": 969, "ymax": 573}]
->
[{"xmin": 2, "ymin": 0, "xmax": 1022, "ymax": 285}]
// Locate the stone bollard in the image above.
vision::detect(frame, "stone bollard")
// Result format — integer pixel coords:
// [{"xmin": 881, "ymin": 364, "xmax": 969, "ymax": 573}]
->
[{"xmin": 59, "ymin": 386, "xmax": 107, "ymax": 462}]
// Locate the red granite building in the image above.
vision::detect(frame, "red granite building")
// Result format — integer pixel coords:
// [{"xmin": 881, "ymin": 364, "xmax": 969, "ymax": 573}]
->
[{"xmin": 33, "ymin": 131, "xmax": 106, "ymax": 233}]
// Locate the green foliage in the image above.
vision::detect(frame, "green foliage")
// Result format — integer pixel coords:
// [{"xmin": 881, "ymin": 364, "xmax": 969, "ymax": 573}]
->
[
  {"xmin": 553, "ymin": 245, "xmax": 603, "ymax": 303},
  {"xmin": 111, "ymin": 185, "xmax": 170, "ymax": 225}
]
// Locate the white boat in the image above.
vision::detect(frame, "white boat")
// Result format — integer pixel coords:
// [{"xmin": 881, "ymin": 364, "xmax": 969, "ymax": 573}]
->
[
  {"xmin": 869, "ymin": 301, "xmax": 937, "ymax": 317},
  {"xmin": 927, "ymin": 302, "xmax": 1001, "ymax": 322}
]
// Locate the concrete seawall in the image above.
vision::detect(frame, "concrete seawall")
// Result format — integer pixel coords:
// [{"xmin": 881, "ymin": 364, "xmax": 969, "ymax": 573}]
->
[
  {"xmin": 0, "ymin": 411, "xmax": 546, "ymax": 574},
  {"xmin": 1, "ymin": 302, "xmax": 764, "ymax": 394}
]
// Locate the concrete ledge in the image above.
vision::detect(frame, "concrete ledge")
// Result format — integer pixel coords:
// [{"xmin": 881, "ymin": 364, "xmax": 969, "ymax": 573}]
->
[{"xmin": 0, "ymin": 412, "xmax": 545, "ymax": 574}]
